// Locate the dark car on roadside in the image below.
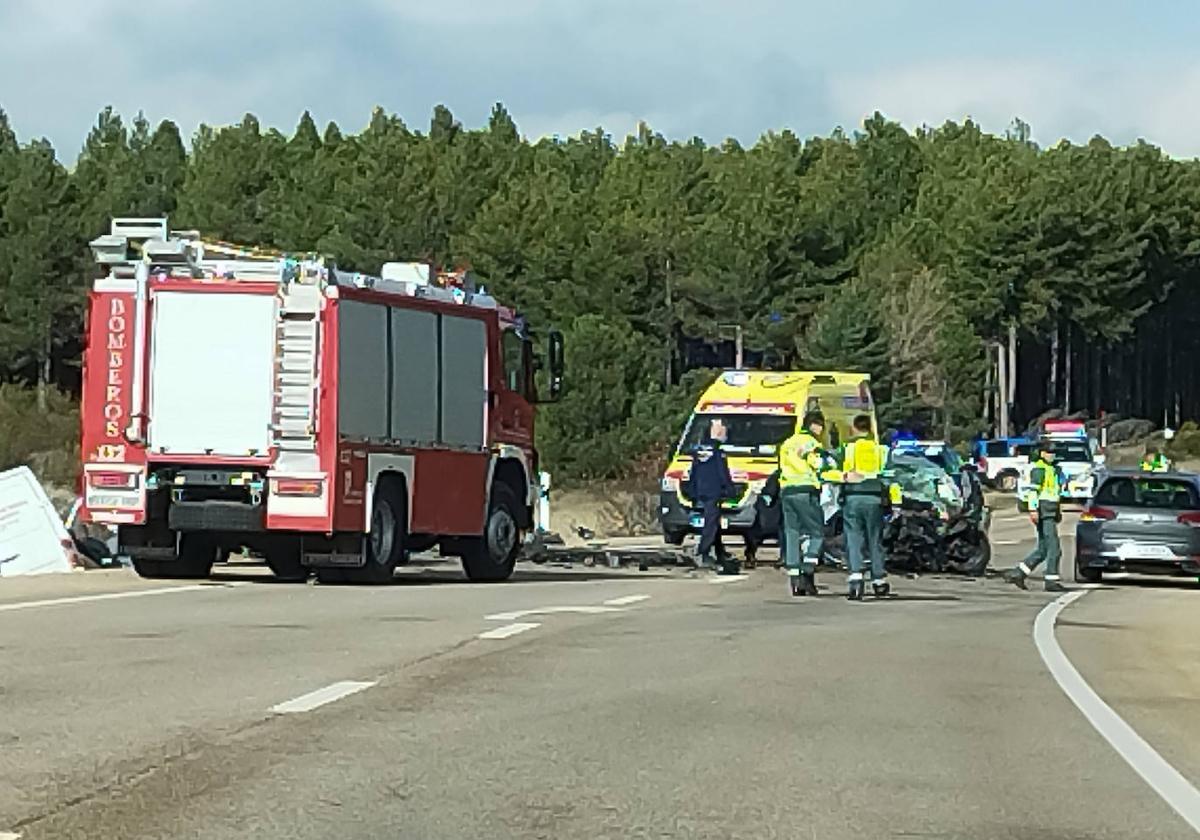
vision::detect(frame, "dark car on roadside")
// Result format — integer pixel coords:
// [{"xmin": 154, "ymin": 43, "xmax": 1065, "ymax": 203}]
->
[{"xmin": 1075, "ymin": 470, "xmax": 1200, "ymax": 583}]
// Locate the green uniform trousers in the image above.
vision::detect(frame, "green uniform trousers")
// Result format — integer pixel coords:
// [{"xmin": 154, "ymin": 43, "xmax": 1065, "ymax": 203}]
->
[
  {"xmin": 781, "ymin": 486, "xmax": 822, "ymax": 574},
  {"xmin": 843, "ymin": 493, "xmax": 887, "ymax": 583}
]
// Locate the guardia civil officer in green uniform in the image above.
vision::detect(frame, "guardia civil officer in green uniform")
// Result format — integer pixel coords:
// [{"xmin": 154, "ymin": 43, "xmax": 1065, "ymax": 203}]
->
[
  {"xmin": 1005, "ymin": 443, "xmax": 1067, "ymax": 593},
  {"xmin": 778, "ymin": 411, "xmax": 827, "ymax": 597},
  {"xmin": 838, "ymin": 414, "xmax": 892, "ymax": 601}
]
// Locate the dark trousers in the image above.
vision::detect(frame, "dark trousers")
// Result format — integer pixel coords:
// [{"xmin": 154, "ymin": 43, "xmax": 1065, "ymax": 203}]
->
[{"xmin": 696, "ymin": 500, "xmax": 726, "ymax": 560}]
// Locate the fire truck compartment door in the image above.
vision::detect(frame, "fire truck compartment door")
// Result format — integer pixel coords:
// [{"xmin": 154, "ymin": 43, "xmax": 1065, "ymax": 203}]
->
[
  {"xmin": 440, "ymin": 315, "xmax": 486, "ymax": 449},
  {"xmin": 148, "ymin": 291, "xmax": 277, "ymax": 456}
]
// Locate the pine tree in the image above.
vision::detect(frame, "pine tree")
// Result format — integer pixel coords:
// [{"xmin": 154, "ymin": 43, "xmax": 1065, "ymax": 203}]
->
[
  {"xmin": 129, "ymin": 116, "xmax": 186, "ymax": 218},
  {"xmin": 177, "ymin": 114, "xmax": 286, "ymax": 243},
  {"xmin": 0, "ymin": 139, "xmax": 76, "ymax": 410}
]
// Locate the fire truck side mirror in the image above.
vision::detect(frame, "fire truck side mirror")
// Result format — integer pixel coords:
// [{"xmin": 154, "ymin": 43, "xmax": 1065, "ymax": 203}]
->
[{"xmin": 547, "ymin": 329, "xmax": 565, "ymax": 401}]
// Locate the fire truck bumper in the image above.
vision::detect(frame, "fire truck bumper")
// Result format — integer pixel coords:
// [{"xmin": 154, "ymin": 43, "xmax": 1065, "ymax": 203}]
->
[{"xmin": 168, "ymin": 501, "xmax": 265, "ymax": 532}]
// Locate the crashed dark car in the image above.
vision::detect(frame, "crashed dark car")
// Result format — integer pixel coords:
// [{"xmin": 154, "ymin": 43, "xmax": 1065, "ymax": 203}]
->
[{"xmin": 883, "ymin": 451, "xmax": 991, "ymax": 575}]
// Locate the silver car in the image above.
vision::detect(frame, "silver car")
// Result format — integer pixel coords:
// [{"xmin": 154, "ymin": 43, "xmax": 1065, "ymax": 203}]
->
[{"xmin": 1075, "ymin": 470, "xmax": 1200, "ymax": 583}]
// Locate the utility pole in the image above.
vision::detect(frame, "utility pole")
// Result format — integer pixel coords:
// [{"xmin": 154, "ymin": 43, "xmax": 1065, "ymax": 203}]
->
[
  {"xmin": 997, "ymin": 341, "xmax": 1009, "ymax": 438},
  {"xmin": 1007, "ymin": 323, "xmax": 1018, "ymax": 430},
  {"xmin": 664, "ymin": 257, "xmax": 673, "ymax": 389}
]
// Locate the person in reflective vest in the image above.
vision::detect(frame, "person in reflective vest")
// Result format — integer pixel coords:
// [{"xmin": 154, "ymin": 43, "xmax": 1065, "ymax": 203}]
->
[
  {"xmin": 1140, "ymin": 447, "xmax": 1170, "ymax": 473},
  {"xmin": 1005, "ymin": 444, "xmax": 1066, "ymax": 592},
  {"xmin": 778, "ymin": 411, "xmax": 827, "ymax": 596},
  {"xmin": 837, "ymin": 414, "xmax": 892, "ymax": 600}
]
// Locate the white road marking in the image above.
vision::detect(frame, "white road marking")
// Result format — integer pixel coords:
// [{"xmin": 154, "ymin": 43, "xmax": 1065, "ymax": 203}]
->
[
  {"xmin": 1035, "ymin": 591, "xmax": 1200, "ymax": 832},
  {"xmin": 0, "ymin": 583, "xmax": 242, "ymax": 614},
  {"xmin": 270, "ymin": 680, "xmax": 376, "ymax": 714},
  {"xmin": 485, "ymin": 605, "xmax": 624, "ymax": 621},
  {"xmin": 477, "ymin": 622, "xmax": 540, "ymax": 640},
  {"xmin": 992, "ymin": 539, "xmax": 1021, "ymax": 546},
  {"xmin": 603, "ymin": 594, "xmax": 651, "ymax": 606},
  {"xmin": 0, "ymin": 831, "xmax": 22, "ymax": 839},
  {"xmin": 709, "ymin": 574, "xmax": 749, "ymax": 584}
]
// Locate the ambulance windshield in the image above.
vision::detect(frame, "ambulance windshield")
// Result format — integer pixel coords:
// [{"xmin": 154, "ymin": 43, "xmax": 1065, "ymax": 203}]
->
[{"xmin": 681, "ymin": 413, "xmax": 796, "ymax": 456}]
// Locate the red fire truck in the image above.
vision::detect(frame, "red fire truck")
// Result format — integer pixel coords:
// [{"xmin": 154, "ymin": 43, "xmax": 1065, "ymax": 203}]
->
[{"xmin": 79, "ymin": 218, "xmax": 563, "ymax": 583}]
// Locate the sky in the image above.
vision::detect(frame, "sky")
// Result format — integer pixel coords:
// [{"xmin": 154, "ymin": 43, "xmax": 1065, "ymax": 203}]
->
[{"xmin": 3, "ymin": 0, "xmax": 1200, "ymax": 160}]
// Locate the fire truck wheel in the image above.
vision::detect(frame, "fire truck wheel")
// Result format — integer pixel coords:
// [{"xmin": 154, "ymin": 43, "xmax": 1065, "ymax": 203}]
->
[
  {"xmin": 462, "ymin": 482, "xmax": 521, "ymax": 582},
  {"xmin": 130, "ymin": 557, "xmax": 174, "ymax": 579},
  {"xmin": 265, "ymin": 540, "xmax": 307, "ymax": 582},
  {"xmin": 132, "ymin": 534, "xmax": 217, "ymax": 580},
  {"xmin": 349, "ymin": 482, "xmax": 407, "ymax": 584},
  {"xmin": 176, "ymin": 534, "xmax": 218, "ymax": 578}
]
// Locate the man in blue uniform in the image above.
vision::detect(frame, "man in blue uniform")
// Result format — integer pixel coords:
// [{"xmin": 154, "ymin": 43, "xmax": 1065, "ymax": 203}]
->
[{"xmin": 689, "ymin": 419, "xmax": 739, "ymax": 574}]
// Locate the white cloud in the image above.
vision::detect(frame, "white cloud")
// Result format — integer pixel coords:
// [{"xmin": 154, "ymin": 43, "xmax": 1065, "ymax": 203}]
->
[
  {"xmin": 2, "ymin": 2, "xmax": 1199, "ymax": 161},
  {"xmin": 829, "ymin": 58, "xmax": 1200, "ymax": 158},
  {"xmin": 517, "ymin": 109, "xmax": 642, "ymax": 143}
]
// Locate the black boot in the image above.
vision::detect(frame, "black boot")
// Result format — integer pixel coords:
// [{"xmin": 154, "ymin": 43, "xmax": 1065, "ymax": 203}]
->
[
  {"xmin": 872, "ymin": 580, "xmax": 891, "ymax": 598},
  {"xmin": 789, "ymin": 574, "xmax": 804, "ymax": 596},
  {"xmin": 1044, "ymin": 580, "xmax": 1067, "ymax": 593},
  {"xmin": 717, "ymin": 555, "xmax": 741, "ymax": 576},
  {"xmin": 800, "ymin": 572, "xmax": 819, "ymax": 597},
  {"xmin": 847, "ymin": 580, "xmax": 865, "ymax": 601},
  {"xmin": 1003, "ymin": 567, "xmax": 1029, "ymax": 590}
]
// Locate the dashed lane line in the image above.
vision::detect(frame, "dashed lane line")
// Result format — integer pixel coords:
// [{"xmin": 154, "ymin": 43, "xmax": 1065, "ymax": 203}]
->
[
  {"xmin": 603, "ymin": 594, "xmax": 651, "ymax": 606},
  {"xmin": 477, "ymin": 622, "xmax": 540, "ymax": 640},
  {"xmin": 0, "ymin": 582, "xmax": 244, "ymax": 614},
  {"xmin": 485, "ymin": 605, "xmax": 626, "ymax": 621},
  {"xmin": 270, "ymin": 681, "xmax": 377, "ymax": 714},
  {"xmin": 1036, "ymin": 590, "xmax": 1200, "ymax": 833},
  {"xmin": 709, "ymin": 574, "xmax": 750, "ymax": 584}
]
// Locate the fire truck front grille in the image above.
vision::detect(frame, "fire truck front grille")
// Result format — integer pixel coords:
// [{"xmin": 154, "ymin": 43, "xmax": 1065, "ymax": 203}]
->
[{"xmin": 169, "ymin": 501, "xmax": 265, "ymax": 532}]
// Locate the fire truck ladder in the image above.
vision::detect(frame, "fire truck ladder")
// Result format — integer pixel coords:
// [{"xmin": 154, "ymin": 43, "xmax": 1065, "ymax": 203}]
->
[{"xmin": 273, "ymin": 281, "xmax": 322, "ymax": 469}]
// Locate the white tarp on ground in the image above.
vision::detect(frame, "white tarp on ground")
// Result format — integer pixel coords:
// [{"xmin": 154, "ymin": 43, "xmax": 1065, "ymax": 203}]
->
[{"xmin": 0, "ymin": 466, "xmax": 73, "ymax": 576}]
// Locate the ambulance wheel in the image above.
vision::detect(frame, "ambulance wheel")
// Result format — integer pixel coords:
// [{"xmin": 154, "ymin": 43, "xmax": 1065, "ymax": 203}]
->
[
  {"xmin": 663, "ymin": 527, "xmax": 687, "ymax": 546},
  {"xmin": 462, "ymin": 483, "xmax": 521, "ymax": 582},
  {"xmin": 347, "ymin": 483, "xmax": 407, "ymax": 584}
]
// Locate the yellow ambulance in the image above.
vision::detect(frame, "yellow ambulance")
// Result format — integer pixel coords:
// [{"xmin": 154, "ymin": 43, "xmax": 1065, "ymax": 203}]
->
[{"xmin": 659, "ymin": 370, "xmax": 877, "ymax": 545}]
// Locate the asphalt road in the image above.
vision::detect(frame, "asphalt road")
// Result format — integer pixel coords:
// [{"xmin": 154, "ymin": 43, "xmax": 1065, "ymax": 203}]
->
[{"xmin": 2, "ymin": 510, "xmax": 1199, "ymax": 839}]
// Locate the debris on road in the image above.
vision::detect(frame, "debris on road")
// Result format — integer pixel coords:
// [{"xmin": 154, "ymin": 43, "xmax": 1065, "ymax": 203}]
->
[
  {"xmin": 0, "ymin": 466, "xmax": 75, "ymax": 577},
  {"xmin": 524, "ymin": 536, "xmax": 687, "ymax": 572}
]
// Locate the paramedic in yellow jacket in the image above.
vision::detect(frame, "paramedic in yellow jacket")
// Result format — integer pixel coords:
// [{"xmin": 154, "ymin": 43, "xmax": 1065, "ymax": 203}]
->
[
  {"xmin": 777, "ymin": 411, "xmax": 827, "ymax": 597},
  {"xmin": 838, "ymin": 414, "xmax": 892, "ymax": 600}
]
